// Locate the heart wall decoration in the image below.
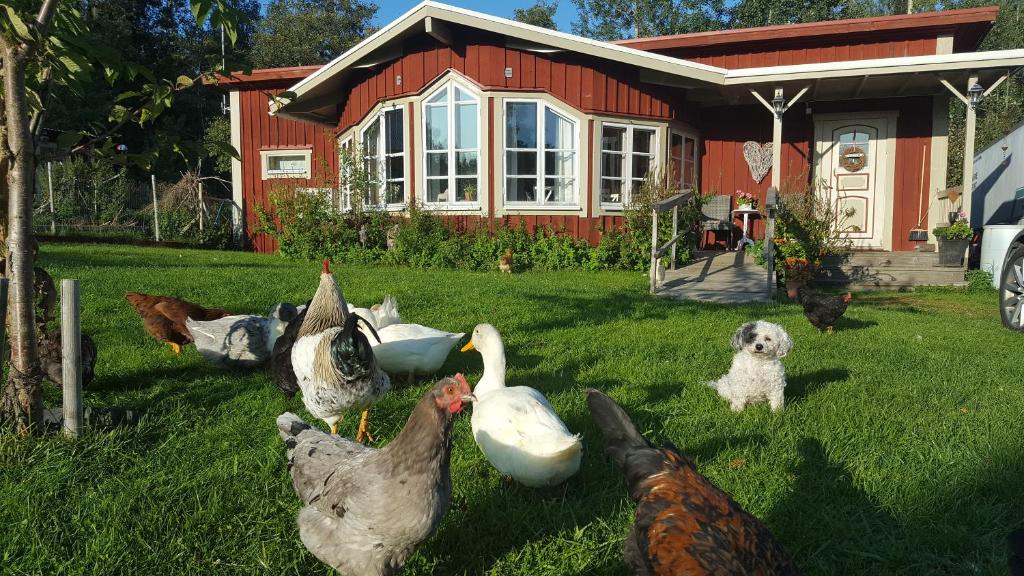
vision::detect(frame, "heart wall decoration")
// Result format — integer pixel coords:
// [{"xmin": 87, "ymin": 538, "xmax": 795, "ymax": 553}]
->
[{"xmin": 742, "ymin": 141, "xmax": 773, "ymax": 184}]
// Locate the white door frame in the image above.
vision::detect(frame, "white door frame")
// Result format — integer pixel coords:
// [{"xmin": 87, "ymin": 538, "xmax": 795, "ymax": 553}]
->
[{"xmin": 813, "ymin": 111, "xmax": 899, "ymax": 251}]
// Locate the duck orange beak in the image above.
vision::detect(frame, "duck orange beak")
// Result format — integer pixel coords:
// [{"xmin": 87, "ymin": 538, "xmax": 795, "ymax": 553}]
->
[{"xmin": 460, "ymin": 341, "xmax": 475, "ymax": 352}]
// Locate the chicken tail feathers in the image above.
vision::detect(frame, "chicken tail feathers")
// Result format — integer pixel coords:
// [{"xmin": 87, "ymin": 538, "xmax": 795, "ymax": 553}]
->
[{"xmin": 586, "ymin": 388, "xmax": 650, "ymax": 468}]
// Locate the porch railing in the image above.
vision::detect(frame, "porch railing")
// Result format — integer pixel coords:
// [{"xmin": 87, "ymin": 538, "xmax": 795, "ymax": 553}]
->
[{"xmin": 649, "ymin": 189, "xmax": 695, "ymax": 294}]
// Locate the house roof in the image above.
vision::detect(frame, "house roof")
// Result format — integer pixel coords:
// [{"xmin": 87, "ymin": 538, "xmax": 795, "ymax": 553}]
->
[
  {"xmin": 208, "ymin": 66, "xmax": 322, "ymax": 87},
  {"xmin": 614, "ymin": 6, "xmax": 999, "ymax": 53},
  {"xmin": 271, "ymin": 1, "xmax": 1023, "ymax": 125}
]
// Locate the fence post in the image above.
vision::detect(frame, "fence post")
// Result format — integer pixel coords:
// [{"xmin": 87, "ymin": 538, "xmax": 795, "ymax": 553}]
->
[
  {"xmin": 61, "ymin": 279, "xmax": 83, "ymax": 438},
  {"xmin": 650, "ymin": 208, "xmax": 659, "ymax": 294},
  {"xmin": 151, "ymin": 174, "xmax": 161, "ymax": 242},
  {"xmin": 670, "ymin": 205, "xmax": 679, "ymax": 270},
  {"xmin": 198, "ymin": 180, "xmax": 205, "ymax": 232},
  {"xmin": 47, "ymin": 161, "xmax": 56, "ymax": 234},
  {"xmin": 0, "ymin": 279, "xmax": 7, "ymax": 381}
]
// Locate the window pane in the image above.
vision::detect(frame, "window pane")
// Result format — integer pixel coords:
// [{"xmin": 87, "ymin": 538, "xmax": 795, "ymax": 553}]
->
[
  {"xmin": 455, "ymin": 103, "xmax": 478, "ymax": 149},
  {"xmin": 384, "ymin": 109, "xmax": 403, "ymax": 154},
  {"xmin": 506, "ymin": 102, "xmax": 537, "ymax": 148},
  {"xmin": 506, "ymin": 151, "xmax": 537, "ymax": 176},
  {"xmin": 385, "ymin": 181, "xmax": 404, "ymax": 204},
  {"xmin": 426, "ymin": 179, "xmax": 448, "ymax": 203},
  {"xmin": 426, "ymin": 152, "xmax": 447, "ymax": 177},
  {"xmin": 427, "ymin": 87, "xmax": 447, "ymax": 104},
  {"xmin": 426, "ymin": 105, "xmax": 448, "ymax": 150},
  {"xmin": 684, "ymin": 137, "xmax": 696, "ymax": 159},
  {"xmin": 671, "ymin": 133, "xmax": 683, "ymax": 158},
  {"xmin": 602, "ymin": 126, "xmax": 625, "ymax": 152},
  {"xmin": 544, "ymin": 151, "xmax": 574, "ymax": 177},
  {"xmin": 456, "ymin": 178, "xmax": 478, "ymax": 202},
  {"xmin": 268, "ymin": 155, "xmax": 307, "ymax": 173},
  {"xmin": 456, "ymin": 152, "xmax": 477, "ymax": 176},
  {"xmin": 454, "ymin": 86, "xmax": 473, "ymax": 102},
  {"xmin": 633, "ymin": 129, "xmax": 655, "ymax": 154},
  {"xmin": 545, "ymin": 108, "xmax": 573, "ymax": 150},
  {"xmin": 386, "ymin": 156, "xmax": 403, "ymax": 180},
  {"xmin": 602, "ymin": 152, "xmax": 623, "ymax": 179},
  {"xmin": 506, "ymin": 178, "xmax": 536, "ymax": 202},
  {"xmin": 544, "ymin": 178, "xmax": 573, "ymax": 204},
  {"xmin": 632, "ymin": 155, "xmax": 652, "ymax": 181},
  {"xmin": 684, "ymin": 161, "xmax": 695, "ymax": 188},
  {"xmin": 362, "ymin": 122, "xmax": 379, "ymax": 158},
  {"xmin": 601, "ymin": 179, "xmax": 623, "ymax": 204}
]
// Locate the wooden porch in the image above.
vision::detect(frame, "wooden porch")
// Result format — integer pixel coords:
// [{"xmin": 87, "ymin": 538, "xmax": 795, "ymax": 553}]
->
[{"xmin": 654, "ymin": 251, "xmax": 772, "ymax": 303}]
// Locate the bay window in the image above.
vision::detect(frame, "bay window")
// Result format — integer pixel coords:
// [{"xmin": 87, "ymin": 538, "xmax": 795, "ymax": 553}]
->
[
  {"xmin": 424, "ymin": 82, "xmax": 480, "ymax": 207},
  {"xmin": 600, "ymin": 123, "xmax": 657, "ymax": 208},
  {"xmin": 670, "ymin": 130, "xmax": 698, "ymax": 191},
  {"xmin": 361, "ymin": 107, "xmax": 405, "ymax": 208},
  {"xmin": 505, "ymin": 100, "xmax": 577, "ymax": 207}
]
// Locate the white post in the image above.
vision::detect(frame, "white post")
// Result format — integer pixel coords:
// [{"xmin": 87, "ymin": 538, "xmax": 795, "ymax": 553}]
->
[
  {"xmin": 650, "ymin": 208, "xmax": 659, "ymax": 294},
  {"xmin": 151, "ymin": 174, "xmax": 161, "ymax": 242},
  {"xmin": 61, "ymin": 279, "xmax": 82, "ymax": 438},
  {"xmin": 670, "ymin": 205, "xmax": 679, "ymax": 270},
  {"xmin": 47, "ymin": 161, "xmax": 55, "ymax": 234},
  {"xmin": 198, "ymin": 180, "xmax": 205, "ymax": 232},
  {"xmin": 771, "ymin": 88, "xmax": 783, "ymax": 190},
  {"xmin": 961, "ymin": 74, "xmax": 979, "ymax": 222}
]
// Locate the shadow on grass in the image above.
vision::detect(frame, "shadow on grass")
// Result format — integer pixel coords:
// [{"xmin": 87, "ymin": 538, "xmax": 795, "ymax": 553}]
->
[
  {"xmin": 785, "ymin": 368, "xmax": 849, "ymax": 404},
  {"xmin": 832, "ymin": 317, "xmax": 879, "ymax": 331}
]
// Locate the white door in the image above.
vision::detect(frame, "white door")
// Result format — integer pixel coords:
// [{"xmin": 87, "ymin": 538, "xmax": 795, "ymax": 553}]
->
[{"xmin": 815, "ymin": 116, "xmax": 894, "ymax": 250}]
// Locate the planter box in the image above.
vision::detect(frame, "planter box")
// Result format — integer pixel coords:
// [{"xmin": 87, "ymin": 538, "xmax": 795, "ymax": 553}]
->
[{"xmin": 937, "ymin": 237, "xmax": 969, "ymax": 267}]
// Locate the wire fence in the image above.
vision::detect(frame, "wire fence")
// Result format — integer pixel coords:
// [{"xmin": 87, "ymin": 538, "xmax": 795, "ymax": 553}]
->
[{"xmin": 33, "ymin": 159, "xmax": 235, "ymax": 245}]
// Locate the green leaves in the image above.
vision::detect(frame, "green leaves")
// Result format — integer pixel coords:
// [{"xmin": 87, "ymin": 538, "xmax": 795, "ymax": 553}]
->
[
  {"xmin": 206, "ymin": 139, "xmax": 240, "ymax": 161},
  {"xmin": 190, "ymin": 0, "xmax": 215, "ymax": 26},
  {"xmin": 175, "ymin": 75, "xmax": 194, "ymax": 90},
  {"xmin": 0, "ymin": 4, "xmax": 33, "ymax": 42}
]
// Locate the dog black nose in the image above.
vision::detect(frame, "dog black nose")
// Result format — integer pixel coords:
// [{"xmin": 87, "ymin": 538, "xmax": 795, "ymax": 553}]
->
[{"xmin": 755, "ymin": 343, "xmax": 764, "ymax": 351}]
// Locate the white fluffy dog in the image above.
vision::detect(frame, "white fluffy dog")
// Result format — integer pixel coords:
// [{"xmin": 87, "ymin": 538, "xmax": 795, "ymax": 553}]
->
[{"xmin": 708, "ymin": 321, "xmax": 793, "ymax": 412}]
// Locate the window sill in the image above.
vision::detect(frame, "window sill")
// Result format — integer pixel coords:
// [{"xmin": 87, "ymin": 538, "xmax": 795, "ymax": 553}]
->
[
  {"xmin": 423, "ymin": 203, "xmax": 482, "ymax": 212},
  {"xmin": 601, "ymin": 203, "xmax": 625, "ymax": 211},
  {"xmin": 503, "ymin": 204, "xmax": 582, "ymax": 212}
]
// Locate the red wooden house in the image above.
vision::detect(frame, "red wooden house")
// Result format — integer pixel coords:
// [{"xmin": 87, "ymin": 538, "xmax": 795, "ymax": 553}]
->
[{"xmin": 213, "ymin": 2, "xmax": 1022, "ymax": 254}]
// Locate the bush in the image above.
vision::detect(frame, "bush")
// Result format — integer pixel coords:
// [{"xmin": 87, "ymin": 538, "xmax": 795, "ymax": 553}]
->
[{"xmin": 966, "ymin": 269, "xmax": 994, "ymax": 291}]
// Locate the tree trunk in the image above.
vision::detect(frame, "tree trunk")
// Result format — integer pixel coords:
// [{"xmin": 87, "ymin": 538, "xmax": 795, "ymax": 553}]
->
[{"xmin": 0, "ymin": 46, "xmax": 42, "ymax": 434}]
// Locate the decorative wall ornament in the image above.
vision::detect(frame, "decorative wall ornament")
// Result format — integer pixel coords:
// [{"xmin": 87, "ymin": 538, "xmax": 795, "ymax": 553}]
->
[
  {"xmin": 839, "ymin": 144, "xmax": 868, "ymax": 172},
  {"xmin": 742, "ymin": 141, "xmax": 773, "ymax": 183}
]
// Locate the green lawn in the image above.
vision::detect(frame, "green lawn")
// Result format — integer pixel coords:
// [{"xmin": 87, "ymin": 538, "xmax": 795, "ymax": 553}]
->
[{"xmin": 2, "ymin": 243, "xmax": 1022, "ymax": 575}]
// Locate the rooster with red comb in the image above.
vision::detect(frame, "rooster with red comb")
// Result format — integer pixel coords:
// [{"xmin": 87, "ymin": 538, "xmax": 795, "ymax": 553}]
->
[{"xmin": 289, "ymin": 259, "xmax": 390, "ymax": 441}]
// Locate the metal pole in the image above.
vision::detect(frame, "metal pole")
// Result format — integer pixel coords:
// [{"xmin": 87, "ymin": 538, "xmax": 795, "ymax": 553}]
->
[
  {"xmin": 650, "ymin": 208, "xmax": 659, "ymax": 294},
  {"xmin": 47, "ymin": 161, "xmax": 55, "ymax": 234},
  {"xmin": 670, "ymin": 205, "xmax": 679, "ymax": 270},
  {"xmin": 151, "ymin": 174, "xmax": 161, "ymax": 242},
  {"xmin": 0, "ymin": 279, "xmax": 7, "ymax": 381},
  {"xmin": 61, "ymin": 279, "xmax": 82, "ymax": 438}
]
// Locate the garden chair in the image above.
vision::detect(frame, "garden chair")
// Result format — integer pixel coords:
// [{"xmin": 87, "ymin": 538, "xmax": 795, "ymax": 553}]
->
[{"xmin": 701, "ymin": 194, "xmax": 739, "ymax": 250}]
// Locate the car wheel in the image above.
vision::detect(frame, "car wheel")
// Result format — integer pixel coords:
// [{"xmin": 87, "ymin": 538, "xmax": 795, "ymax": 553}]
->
[{"xmin": 1000, "ymin": 242, "xmax": 1024, "ymax": 331}]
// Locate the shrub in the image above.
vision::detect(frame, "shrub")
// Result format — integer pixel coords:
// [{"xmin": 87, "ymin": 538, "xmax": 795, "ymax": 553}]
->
[
  {"xmin": 933, "ymin": 218, "xmax": 973, "ymax": 241},
  {"xmin": 966, "ymin": 269, "xmax": 994, "ymax": 291}
]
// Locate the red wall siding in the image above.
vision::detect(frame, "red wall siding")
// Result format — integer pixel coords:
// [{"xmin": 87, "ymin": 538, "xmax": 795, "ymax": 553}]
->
[
  {"xmin": 699, "ymin": 97, "xmax": 933, "ymax": 251},
  {"xmin": 238, "ymin": 88, "xmax": 338, "ymax": 252},
  {"xmin": 337, "ymin": 33, "xmax": 687, "ymax": 134},
  {"xmin": 659, "ymin": 33, "xmax": 937, "ymax": 68}
]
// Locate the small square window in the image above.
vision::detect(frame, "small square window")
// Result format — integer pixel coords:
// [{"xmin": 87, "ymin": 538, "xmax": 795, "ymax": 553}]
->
[{"xmin": 261, "ymin": 149, "xmax": 312, "ymax": 179}]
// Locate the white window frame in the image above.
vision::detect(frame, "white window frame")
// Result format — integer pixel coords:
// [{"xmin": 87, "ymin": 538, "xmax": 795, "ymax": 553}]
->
[
  {"xmin": 360, "ymin": 106, "xmax": 406, "ymax": 211},
  {"xmin": 599, "ymin": 123, "xmax": 659, "ymax": 210},
  {"xmin": 422, "ymin": 80, "xmax": 482, "ymax": 211},
  {"xmin": 260, "ymin": 149, "xmax": 312, "ymax": 180},
  {"xmin": 669, "ymin": 128, "xmax": 700, "ymax": 192},
  {"xmin": 337, "ymin": 135, "xmax": 353, "ymax": 212},
  {"xmin": 503, "ymin": 98, "xmax": 580, "ymax": 209}
]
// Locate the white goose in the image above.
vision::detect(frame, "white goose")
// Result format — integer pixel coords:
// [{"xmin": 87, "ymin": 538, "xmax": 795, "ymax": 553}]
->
[{"xmin": 461, "ymin": 324, "xmax": 582, "ymax": 487}]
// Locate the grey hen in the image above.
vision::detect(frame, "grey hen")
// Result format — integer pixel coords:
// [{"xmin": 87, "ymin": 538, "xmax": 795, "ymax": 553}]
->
[{"xmin": 277, "ymin": 374, "xmax": 475, "ymax": 576}]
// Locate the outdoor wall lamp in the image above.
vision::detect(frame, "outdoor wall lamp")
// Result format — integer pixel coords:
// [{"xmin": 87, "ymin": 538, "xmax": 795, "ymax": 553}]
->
[
  {"xmin": 771, "ymin": 89, "xmax": 786, "ymax": 116},
  {"xmin": 968, "ymin": 82, "xmax": 984, "ymax": 109}
]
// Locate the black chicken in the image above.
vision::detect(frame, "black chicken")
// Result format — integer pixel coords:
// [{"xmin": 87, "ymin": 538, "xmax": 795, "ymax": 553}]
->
[
  {"xmin": 271, "ymin": 301, "xmax": 309, "ymax": 399},
  {"xmin": 790, "ymin": 285, "xmax": 852, "ymax": 334},
  {"xmin": 587, "ymin": 388, "xmax": 799, "ymax": 575}
]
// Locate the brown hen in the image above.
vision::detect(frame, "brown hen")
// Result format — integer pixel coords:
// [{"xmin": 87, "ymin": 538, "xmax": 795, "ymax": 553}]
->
[
  {"xmin": 586, "ymin": 388, "xmax": 799, "ymax": 576},
  {"xmin": 125, "ymin": 292, "xmax": 231, "ymax": 353}
]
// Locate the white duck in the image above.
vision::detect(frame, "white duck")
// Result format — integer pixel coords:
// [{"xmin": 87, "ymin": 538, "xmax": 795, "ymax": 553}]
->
[
  {"xmin": 186, "ymin": 302, "xmax": 298, "ymax": 369},
  {"xmin": 349, "ymin": 295, "xmax": 401, "ymax": 332},
  {"xmin": 460, "ymin": 324, "xmax": 582, "ymax": 487},
  {"xmin": 366, "ymin": 321, "xmax": 465, "ymax": 383}
]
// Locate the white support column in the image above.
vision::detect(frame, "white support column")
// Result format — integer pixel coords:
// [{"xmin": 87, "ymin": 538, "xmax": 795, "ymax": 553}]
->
[
  {"xmin": 962, "ymin": 74, "xmax": 979, "ymax": 222},
  {"xmin": 772, "ymin": 91, "xmax": 783, "ymax": 189},
  {"xmin": 229, "ymin": 90, "xmax": 244, "ymax": 244}
]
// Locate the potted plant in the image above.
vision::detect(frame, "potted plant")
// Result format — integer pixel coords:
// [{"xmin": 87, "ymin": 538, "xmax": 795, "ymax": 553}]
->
[
  {"xmin": 933, "ymin": 211, "xmax": 972, "ymax": 267},
  {"xmin": 736, "ymin": 190, "xmax": 757, "ymax": 209},
  {"xmin": 783, "ymin": 256, "xmax": 816, "ymax": 298}
]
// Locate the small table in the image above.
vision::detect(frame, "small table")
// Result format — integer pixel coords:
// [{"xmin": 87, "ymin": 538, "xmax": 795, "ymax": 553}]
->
[{"xmin": 732, "ymin": 207, "xmax": 761, "ymax": 250}]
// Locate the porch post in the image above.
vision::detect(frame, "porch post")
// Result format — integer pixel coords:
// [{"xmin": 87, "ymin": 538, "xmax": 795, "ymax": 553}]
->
[
  {"xmin": 771, "ymin": 92, "xmax": 783, "ymax": 189},
  {"xmin": 961, "ymin": 74, "xmax": 979, "ymax": 222}
]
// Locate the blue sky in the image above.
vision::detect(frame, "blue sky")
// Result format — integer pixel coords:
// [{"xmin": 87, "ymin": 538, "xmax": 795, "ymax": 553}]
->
[{"xmin": 374, "ymin": 1, "xmax": 579, "ymax": 32}]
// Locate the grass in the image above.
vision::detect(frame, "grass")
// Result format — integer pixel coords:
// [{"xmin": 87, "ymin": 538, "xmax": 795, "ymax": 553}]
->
[{"xmin": 2, "ymin": 243, "xmax": 1022, "ymax": 575}]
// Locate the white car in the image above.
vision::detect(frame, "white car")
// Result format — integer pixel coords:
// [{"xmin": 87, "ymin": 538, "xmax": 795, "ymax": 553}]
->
[{"xmin": 1001, "ymin": 228, "xmax": 1024, "ymax": 331}]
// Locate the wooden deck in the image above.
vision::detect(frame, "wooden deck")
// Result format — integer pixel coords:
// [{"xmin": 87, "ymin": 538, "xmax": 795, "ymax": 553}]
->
[{"xmin": 655, "ymin": 251, "xmax": 772, "ymax": 303}]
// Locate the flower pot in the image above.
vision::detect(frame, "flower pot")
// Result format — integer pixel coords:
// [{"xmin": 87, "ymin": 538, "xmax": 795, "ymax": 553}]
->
[
  {"xmin": 785, "ymin": 278, "xmax": 806, "ymax": 299},
  {"xmin": 937, "ymin": 237, "xmax": 970, "ymax": 267}
]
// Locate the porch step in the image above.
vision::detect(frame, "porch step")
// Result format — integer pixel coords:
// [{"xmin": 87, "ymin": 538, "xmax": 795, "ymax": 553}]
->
[{"xmin": 816, "ymin": 251, "xmax": 966, "ymax": 289}]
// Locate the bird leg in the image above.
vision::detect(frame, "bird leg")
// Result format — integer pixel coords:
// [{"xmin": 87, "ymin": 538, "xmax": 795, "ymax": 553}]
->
[
  {"xmin": 169, "ymin": 342, "xmax": 182, "ymax": 354},
  {"xmin": 330, "ymin": 422, "xmax": 339, "ymax": 435},
  {"xmin": 356, "ymin": 409, "xmax": 374, "ymax": 443}
]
